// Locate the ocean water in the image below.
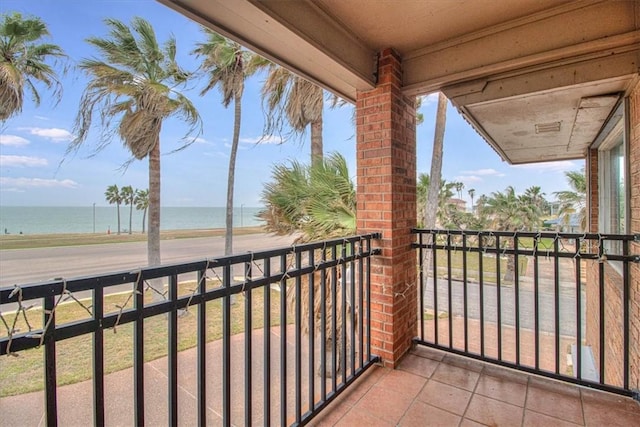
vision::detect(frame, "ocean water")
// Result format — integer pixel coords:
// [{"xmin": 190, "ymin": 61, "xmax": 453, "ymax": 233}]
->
[{"xmin": 0, "ymin": 206, "xmax": 264, "ymax": 235}]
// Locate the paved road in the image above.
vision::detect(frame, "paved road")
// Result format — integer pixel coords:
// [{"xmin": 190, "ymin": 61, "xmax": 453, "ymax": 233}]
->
[
  {"xmin": 0, "ymin": 233, "xmax": 296, "ymax": 287},
  {"xmin": 423, "ymin": 277, "xmax": 586, "ymax": 337}
]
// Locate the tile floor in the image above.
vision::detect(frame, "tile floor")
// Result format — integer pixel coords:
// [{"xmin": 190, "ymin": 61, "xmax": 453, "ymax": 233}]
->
[{"xmin": 310, "ymin": 345, "xmax": 640, "ymax": 426}]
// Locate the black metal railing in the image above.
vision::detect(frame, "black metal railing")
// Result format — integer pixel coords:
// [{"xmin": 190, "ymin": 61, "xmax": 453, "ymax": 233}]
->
[
  {"xmin": 0, "ymin": 233, "xmax": 381, "ymax": 426},
  {"xmin": 413, "ymin": 228, "xmax": 639, "ymax": 397}
]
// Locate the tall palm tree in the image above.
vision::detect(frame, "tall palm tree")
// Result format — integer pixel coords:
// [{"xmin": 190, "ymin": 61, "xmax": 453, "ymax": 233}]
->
[
  {"xmin": 423, "ymin": 92, "xmax": 448, "ymax": 232},
  {"xmin": 417, "ymin": 174, "xmax": 456, "ymax": 227},
  {"xmin": 454, "ymin": 181, "xmax": 464, "ymax": 200},
  {"xmin": 104, "ymin": 184, "xmax": 122, "ymax": 235},
  {"xmin": 120, "ymin": 185, "xmax": 134, "ymax": 235},
  {"xmin": 193, "ymin": 30, "xmax": 262, "ymax": 256},
  {"xmin": 468, "ymin": 188, "xmax": 476, "ymax": 211},
  {"xmin": 261, "ymin": 65, "xmax": 324, "ymax": 164},
  {"xmin": 69, "ymin": 17, "xmax": 200, "ymax": 271},
  {"xmin": 554, "ymin": 168, "xmax": 587, "ymax": 231},
  {"xmin": 0, "ymin": 12, "xmax": 66, "ymax": 121},
  {"xmin": 134, "ymin": 188, "xmax": 149, "ymax": 234}
]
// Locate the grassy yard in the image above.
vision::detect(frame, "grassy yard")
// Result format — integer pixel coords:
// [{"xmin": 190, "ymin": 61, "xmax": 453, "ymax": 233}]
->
[
  {"xmin": 517, "ymin": 237, "xmax": 557, "ymax": 250},
  {"xmin": 0, "ymin": 226, "xmax": 265, "ymax": 250},
  {"xmin": 429, "ymin": 250, "xmax": 529, "ymax": 284},
  {"xmin": 0, "ymin": 280, "xmax": 284, "ymax": 397}
]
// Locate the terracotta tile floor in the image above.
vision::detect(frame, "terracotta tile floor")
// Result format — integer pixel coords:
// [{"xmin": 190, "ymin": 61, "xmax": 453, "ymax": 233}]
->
[{"xmin": 310, "ymin": 345, "xmax": 640, "ymax": 426}]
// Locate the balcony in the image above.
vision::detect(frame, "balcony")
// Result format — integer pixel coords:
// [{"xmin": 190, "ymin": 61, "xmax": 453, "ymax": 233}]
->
[
  {"xmin": 312, "ymin": 346, "xmax": 640, "ymax": 426},
  {"xmin": 1, "ymin": 231, "xmax": 639, "ymax": 425}
]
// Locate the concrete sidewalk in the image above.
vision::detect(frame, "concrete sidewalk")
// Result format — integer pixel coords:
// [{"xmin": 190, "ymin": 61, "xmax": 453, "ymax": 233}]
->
[{"xmin": 0, "ymin": 325, "xmax": 353, "ymax": 427}]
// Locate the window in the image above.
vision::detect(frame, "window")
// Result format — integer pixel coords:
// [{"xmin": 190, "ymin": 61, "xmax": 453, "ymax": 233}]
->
[{"xmin": 596, "ymin": 100, "xmax": 628, "ymax": 259}]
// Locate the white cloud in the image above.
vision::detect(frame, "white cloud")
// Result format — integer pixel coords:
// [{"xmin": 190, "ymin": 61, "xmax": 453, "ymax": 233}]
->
[
  {"xmin": 456, "ymin": 168, "xmax": 505, "ymax": 184},
  {"xmin": 224, "ymin": 142, "xmax": 248, "ymax": 150},
  {"xmin": 420, "ymin": 93, "xmax": 440, "ymax": 106},
  {"xmin": 35, "ymin": 115, "xmax": 50, "ymax": 121},
  {"xmin": 0, "ymin": 187, "xmax": 25, "ymax": 193},
  {"xmin": 193, "ymin": 137, "xmax": 210, "ymax": 144},
  {"xmin": 510, "ymin": 160, "xmax": 577, "ymax": 173},
  {"xmin": 0, "ymin": 177, "xmax": 79, "ymax": 188},
  {"xmin": 0, "ymin": 155, "xmax": 48, "ymax": 167},
  {"xmin": 455, "ymin": 175, "xmax": 483, "ymax": 183},
  {"xmin": 240, "ymin": 135, "xmax": 284, "ymax": 145},
  {"xmin": 19, "ymin": 127, "xmax": 74, "ymax": 142},
  {"xmin": 0, "ymin": 135, "xmax": 30, "ymax": 146},
  {"xmin": 459, "ymin": 168, "xmax": 505, "ymax": 177}
]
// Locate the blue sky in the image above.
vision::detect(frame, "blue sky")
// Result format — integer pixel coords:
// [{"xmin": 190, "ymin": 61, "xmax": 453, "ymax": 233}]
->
[{"xmin": 0, "ymin": 0, "xmax": 583, "ymax": 208}]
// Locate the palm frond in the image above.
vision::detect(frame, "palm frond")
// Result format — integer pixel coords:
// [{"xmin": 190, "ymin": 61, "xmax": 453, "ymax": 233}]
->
[
  {"xmin": 0, "ymin": 13, "xmax": 66, "ymax": 120},
  {"xmin": 69, "ymin": 17, "xmax": 200, "ymax": 164},
  {"xmin": 259, "ymin": 152, "xmax": 355, "ymax": 242}
]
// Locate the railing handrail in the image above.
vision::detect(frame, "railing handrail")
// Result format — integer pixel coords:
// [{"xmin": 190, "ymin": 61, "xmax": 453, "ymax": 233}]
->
[
  {"xmin": 0, "ymin": 233, "xmax": 381, "ymax": 355},
  {"xmin": 412, "ymin": 227, "xmax": 639, "ymax": 241},
  {"xmin": 413, "ymin": 227, "xmax": 637, "ymax": 398},
  {"xmin": 1, "ymin": 233, "xmax": 382, "ymax": 426},
  {"xmin": 0, "ymin": 232, "xmax": 382, "ymax": 301}
]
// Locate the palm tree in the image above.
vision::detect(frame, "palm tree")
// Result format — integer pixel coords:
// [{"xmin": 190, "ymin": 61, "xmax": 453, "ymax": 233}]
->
[
  {"xmin": 120, "ymin": 185, "xmax": 134, "ymax": 235},
  {"xmin": 554, "ymin": 168, "xmax": 587, "ymax": 231},
  {"xmin": 69, "ymin": 17, "xmax": 200, "ymax": 272},
  {"xmin": 481, "ymin": 186, "xmax": 544, "ymax": 281},
  {"xmin": 259, "ymin": 152, "xmax": 355, "ymax": 242},
  {"xmin": 454, "ymin": 181, "xmax": 464, "ymax": 200},
  {"xmin": 423, "ymin": 92, "xmax": 447, "ymax": 232},
  {"xmin": 522, "ymin": 186, "xmax": 547, "ymax": 230},
  {"xmin": 104, "ymin": 184, "xmax": 122, "ymax": 234},
  {"xmin": 417, "ymin": 174, "xmax": 456, "ymax": 227},
  {"xmin": 468, "ymin": 188, "xmax": 476, "ymax": 211},
  {"xmin": 259, "ymin": 152, "xmax": 355, "ymax": 376},
  {"xmin": 261, "ymin": 65, "xmax": 324, "ymax": 164},
  {"xmin": 193, "ymin": 30, "xmax": 262, "ymax": 256},
  {"xmin": 0, "ymin": 12, "xmax": 66, "ymax": 121},
  {"xmin": 482, "ymin": 186, "xmax": 529, "ymax": 231},
  {"xmin": 134, "ymin": 188, "xmax": 149, "ymax": 234}
]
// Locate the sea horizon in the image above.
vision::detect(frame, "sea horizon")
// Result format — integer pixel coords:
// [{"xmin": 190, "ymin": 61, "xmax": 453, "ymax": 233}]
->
[{"xmin": 0, "ymin": 205, "xmax": 264, "ymax": 235}]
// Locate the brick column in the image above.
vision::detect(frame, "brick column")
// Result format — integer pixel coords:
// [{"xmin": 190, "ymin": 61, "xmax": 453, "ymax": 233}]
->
[
  {"xmin": 355, "ymin": 48, "xmax": 417, "ymax": 367},
  {"xmin": 628, "ymin": 80, "xmax": 640, "ymax": 392},
  {"xmin": 586, "ymin": 82, "xmax": 640, "ymax": 390}
]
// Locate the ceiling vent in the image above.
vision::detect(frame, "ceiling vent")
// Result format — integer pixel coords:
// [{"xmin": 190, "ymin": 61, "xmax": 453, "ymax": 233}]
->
[{"xmin": 535, "ymin": 121, "xmax": 561, "ymax": 133}]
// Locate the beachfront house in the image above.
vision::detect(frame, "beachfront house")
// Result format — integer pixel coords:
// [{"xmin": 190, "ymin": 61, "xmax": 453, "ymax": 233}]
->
[{"xmin": 2, "ymin": 1, "xmax": 639, "ymax": 424}]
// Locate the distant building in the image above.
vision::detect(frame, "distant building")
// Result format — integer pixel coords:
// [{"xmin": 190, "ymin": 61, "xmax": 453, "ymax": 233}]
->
[{"xmin": 544, "ymin": 213, "xmax": 581, "ymax": 233}]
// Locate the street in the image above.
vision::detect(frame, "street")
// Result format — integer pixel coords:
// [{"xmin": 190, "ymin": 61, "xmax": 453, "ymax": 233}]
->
[
  {"xmin": 423, "ymin": 277, "xmax": 586, "ymax": 337},
  {"xmin": 0, "ymin": 233, "xmax": 296, "ymax": 287}
]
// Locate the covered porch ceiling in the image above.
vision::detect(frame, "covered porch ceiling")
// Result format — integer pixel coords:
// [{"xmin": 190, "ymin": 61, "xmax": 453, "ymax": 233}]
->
[{"xmin": 160, "ymin": 0, "xmax": 640, "ymax": 164}]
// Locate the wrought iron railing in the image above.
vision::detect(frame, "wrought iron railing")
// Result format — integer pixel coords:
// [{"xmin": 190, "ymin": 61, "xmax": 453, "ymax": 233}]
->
[
  {"xmin": 0, "ymin": 233, "xmax": 381, "ymax": 426},
  {"xmin": 413, "ymin": 228, "xmax": 639, "ymax": 398}
]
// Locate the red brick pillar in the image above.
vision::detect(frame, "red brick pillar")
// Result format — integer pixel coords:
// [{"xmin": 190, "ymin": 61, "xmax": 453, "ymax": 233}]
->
[
  {"xmin": 628, "ymin": 80, "xmax": 640, "ymax": 392},
  {"xmin": 355, "ymin": 48, "xmax": 417, "ymax": 367}
]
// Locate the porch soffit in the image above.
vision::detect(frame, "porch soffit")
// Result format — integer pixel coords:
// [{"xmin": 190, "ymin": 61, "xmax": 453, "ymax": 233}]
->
[{"xmin": 159, "ymin": 0, "xmax": 640, "ymax": 164}]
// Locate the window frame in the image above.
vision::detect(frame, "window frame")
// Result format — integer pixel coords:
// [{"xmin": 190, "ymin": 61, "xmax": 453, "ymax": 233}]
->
[{"xmin": 592, "ymin": 98, "xmax": 630, "ymax": 273}]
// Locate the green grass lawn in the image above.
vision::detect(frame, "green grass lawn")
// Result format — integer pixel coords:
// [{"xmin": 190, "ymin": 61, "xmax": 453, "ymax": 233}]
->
[
  {"xmin": 517, "ymin": 237, "xmax": 556, "ymax": 250},
  {"xmin": 0, "ymin": 280, "xmax": 284, "ymax": 397},
  {"xmin": 428, "ymin": 250, "xmax": 529, "ymax": 284},
  {"xmin": 0, "ymin": 226, "xmax": 265, "ymax": 250}
]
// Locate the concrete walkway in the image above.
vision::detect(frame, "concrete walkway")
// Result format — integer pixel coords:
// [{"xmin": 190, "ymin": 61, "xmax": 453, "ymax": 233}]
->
[
  {"xmin": 2, "ymin": 330, "xmax": 639, "ymax": 426},
  {"xmin": 0, "ymin": 324, "xmax": 347, "ymax": 427}
]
